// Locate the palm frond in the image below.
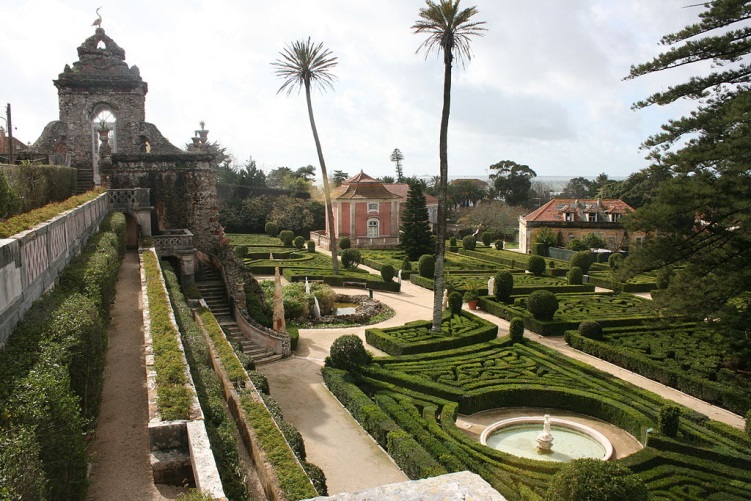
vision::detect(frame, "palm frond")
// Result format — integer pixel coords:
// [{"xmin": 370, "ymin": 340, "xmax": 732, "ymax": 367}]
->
[
  {"xmin": 272, "ymin": 37, "xmax": 338, "ymax": 95},
  {"xmin": 412, "ymin": 0, "xmax": 486, "ymax": 66}
]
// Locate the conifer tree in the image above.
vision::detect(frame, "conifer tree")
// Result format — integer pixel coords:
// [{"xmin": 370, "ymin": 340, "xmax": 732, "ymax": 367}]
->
[{"xmin": 400, "ymin": 183, "xmax": 434, "ymax": 261}]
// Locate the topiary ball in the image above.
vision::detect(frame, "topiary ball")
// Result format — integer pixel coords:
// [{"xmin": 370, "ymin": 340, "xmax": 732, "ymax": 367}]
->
[
  {"xmin": 494, "ymin": 240, "xmax": 503, "ymax": 250},
  {"xmin": 338, "ymin": 237, "xmax": 351, "ymax": 250},
  {"xmin": 401, "ymin": 256, "xmax": 412, "ymax": 271},
  {"xmin": 526, "ymin": 290, "xmax": 559, "ymax": 321},
  {"xmin": 528, "ymin": 255, "xmax": 546, "ymax": 276},
  {"xmin": 380, "ymin": 264, "xmax": 395, "ymax": 282},
  {"xmin": 265, "ymin": 221, "xmax": 279, "ymax": 236},
  {"xmin": 567, "ymin": 266, "xmax": 583, "ymax": 285},
  {"xmin": 494, "ymin": 271, "xmax": 514, "ymax": 303},
  {"xmin": 327, "ymin": 335, "xmax": 372, "ymax": 373},
  {"xmin": 418, "ymin": 254, "xmax": 435, "ymax": 278},
  {"xmin": 659, "ymin": 405, "xmax": 681, "ymax": 438},
  {"xmin": 462, "ymin": 235, "xmax": 477, "ymax": 251},
  {"xmin": 293, "ymin": 235, "xmax": 305, "ymax": 249},
  {"xmin": 306, "ymin": 240, "xmax": 315, "ymax": 253},
  {"xmin": 481, "ymin": 232, "xmax": 493, "ymax": 247},
  {"xmin": 448, "ymin": 291, "xmax": 463, "ymax": 315},
  {"xmin": 578, "ymin": 320, "xmax": 604, "ymax": 340},
  {"xmin": 570, "ymin": 250, "xmax": 594, "ymax": 275},
  {"xmin": 509, "ymin": 317, "xmax": 524, "ymax": 343},
  {"xmin": 278, "ymin": 229, "xmax": 295, "ymax": 246},
  {"xmin": 340, "ymin": 248, "xmax": 362, "ymax": 270}
]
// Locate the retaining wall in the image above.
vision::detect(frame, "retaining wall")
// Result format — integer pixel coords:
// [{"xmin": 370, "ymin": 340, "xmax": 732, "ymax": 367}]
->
[{"xmin": 0, "ymin": 193, "xmax": 109, "ymax": 345}]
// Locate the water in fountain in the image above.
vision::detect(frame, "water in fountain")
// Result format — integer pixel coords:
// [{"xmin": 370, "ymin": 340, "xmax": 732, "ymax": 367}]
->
[
  {"xmin": 480, "ymin": 415, "xmax": 612, "ymax": 463},
  {"xmin": 312, "ymin": 296, "xmax": 321, "ymax": 318}
]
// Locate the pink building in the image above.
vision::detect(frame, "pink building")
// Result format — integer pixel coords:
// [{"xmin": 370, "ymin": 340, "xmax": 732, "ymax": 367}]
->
[{"xmin": 311, "ymin": 171, "xmax": 438, "ymax": 250}]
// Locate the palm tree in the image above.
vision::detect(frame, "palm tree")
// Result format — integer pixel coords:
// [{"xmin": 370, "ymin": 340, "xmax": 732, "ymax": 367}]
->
[
  {"xmin": 273, "ymin": 38, "xmax": 340, "ymax": 273},
  {"xmin": 413, "ymin": 0, "xmax": 485, "ymax": 332}
]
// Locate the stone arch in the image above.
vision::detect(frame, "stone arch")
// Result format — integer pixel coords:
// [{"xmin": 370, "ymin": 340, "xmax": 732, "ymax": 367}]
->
[
  {"xmin": 90, "ymin": 103, "xmax": 118, "ymax": 184},
  {"xmin": 124, "ymin": 212, "xmax": 139, "ymax": 248}
]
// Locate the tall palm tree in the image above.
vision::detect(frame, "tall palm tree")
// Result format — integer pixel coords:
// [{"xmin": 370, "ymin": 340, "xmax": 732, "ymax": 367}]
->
[
  {"xmin": 413, "ymin": 0, "xmax": 485, "ymax": 331},
  {"xmin": 273, "ymin": 38, "xmax": 340, "ymax": 273}
]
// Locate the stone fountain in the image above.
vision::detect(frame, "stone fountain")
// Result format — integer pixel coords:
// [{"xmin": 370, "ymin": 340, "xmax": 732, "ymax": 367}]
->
[{"xmin": 536, "ymin": 414, "xmax": 554, "ymax": 453}]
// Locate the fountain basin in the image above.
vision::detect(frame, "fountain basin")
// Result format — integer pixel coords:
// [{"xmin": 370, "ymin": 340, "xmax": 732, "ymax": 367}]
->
[
  {"xmin": 480, "ymin": 416, "xmax": 613, "ymax": 462},
  {"xmin": 333, "ymin": 302, "xmax": 358, "ymax": 315}
]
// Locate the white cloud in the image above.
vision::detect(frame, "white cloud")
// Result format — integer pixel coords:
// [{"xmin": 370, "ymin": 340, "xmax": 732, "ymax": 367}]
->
[{"xmin": 0, "ymin": 0, "xmax": 714, "ymax": 181}]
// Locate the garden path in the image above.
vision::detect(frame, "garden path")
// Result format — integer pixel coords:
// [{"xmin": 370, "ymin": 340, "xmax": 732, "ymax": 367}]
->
[{"xmin": 87, "ymin": 251, "xmax": 186, "ymax": 500}]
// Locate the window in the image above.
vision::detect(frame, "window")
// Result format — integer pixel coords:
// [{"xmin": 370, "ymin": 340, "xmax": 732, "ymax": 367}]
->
[
  {"xmin": 587, "ymin": 213, "xmax": 598, "ymax": 222},
  {"xmin": 565, "ymin": 212, "xmax": 574, "ymax": 222},
  {"xmin": 367, "ymin": 202, "xmax": 379, "ymax": 212},
  {"xmin": 634, "ymin": 236, "xmax": 644, "ymax": 247},
  {"xmin": 367, "ymin": 219, "xmax": 379, "ymax": 238},
  {"xmin": 610, "ymin": 213, "xmax": 621, "ymax": 222}
]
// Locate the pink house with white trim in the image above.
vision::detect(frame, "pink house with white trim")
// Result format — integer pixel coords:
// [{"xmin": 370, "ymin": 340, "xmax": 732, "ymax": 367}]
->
[{"xmin": 311, "ymin": 171, "xmax": 438, "ymax": 250}]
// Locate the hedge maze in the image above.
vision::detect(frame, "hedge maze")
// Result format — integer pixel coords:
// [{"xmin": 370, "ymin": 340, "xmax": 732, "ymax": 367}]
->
[{"xmin": 325, "ymin": 337, "xmax": 751, "ymax": 500}]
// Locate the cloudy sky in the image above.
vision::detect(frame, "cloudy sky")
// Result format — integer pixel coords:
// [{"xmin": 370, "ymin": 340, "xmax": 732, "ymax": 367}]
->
[{"xmin": 2, "ymin": 1, "xmax": 704, "ymax": 182}]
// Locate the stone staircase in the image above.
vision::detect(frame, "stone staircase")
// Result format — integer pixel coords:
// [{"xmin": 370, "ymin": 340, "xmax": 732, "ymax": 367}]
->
[
  {"xmin": 76, "ymin": 168, "xmax": 95, "ymax": 194},
  {"xmin": 195, "ymin": 267, "xmax": 282, "ymax": 366}
]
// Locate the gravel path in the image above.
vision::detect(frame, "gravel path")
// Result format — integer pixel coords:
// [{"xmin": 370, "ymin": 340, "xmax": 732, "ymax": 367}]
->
[{"xmin": 87, "ymin": 251, "xmax": 185, "ymax": 500}]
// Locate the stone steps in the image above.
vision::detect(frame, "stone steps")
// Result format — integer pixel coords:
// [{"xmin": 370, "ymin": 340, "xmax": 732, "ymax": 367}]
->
[{"xmin": 196, "ymin": 267, "xmax": 280, "ymax": 366}]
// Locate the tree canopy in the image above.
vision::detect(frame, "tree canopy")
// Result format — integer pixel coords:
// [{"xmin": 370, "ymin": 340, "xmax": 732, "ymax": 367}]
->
[
  {"xmin": 488, "ymin": 160, "xmax": 536, "ymax": 207},
  {"xmin": 624, "ymin": 0, "xmax": 751, "ymax": 354}
]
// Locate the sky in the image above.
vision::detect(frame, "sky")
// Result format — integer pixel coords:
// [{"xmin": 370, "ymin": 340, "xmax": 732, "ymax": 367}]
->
[{"xmin": 1, "ymin": 1, "xmax": 706, "ymax": 182}]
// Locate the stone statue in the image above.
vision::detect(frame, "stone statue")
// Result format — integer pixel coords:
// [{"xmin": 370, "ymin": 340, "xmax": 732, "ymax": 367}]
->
[
  {"xmin": 272, "ymin": 267, "xmax": 286, "ymax": 332},
  {"xmin": 487, "ymin": 276, "xmax": 495, "ymax": 296},
  {"xmin": 442, "ymin": 289, "xmax": 448, "ymax": 309},
  {"xmin": 92, "ymin": 7, "xmax": 102, "ymax": 28},
  {"xmin": 536, "ymin": 414, "xmax": 554, "ymax": 453}
]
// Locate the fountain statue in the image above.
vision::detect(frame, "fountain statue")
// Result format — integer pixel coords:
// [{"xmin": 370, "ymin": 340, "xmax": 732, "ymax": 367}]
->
[
  {"xmin": 397, "ymin": 269, "xmax": 402, "ymax": 284},
  {"xmin": 536, "ymin": 414, "xmax": 554, "ymax": 453},
  {"xmin": 269, "ymin": 252, "xmax": 274, "ymax": 260},
  {"xmin": 305, "ymin": 276, "xmax": 311, "ymax": 294},
  {"xmin": 488, "ymin": 276, "xmax": 495, "ymax": 296}
]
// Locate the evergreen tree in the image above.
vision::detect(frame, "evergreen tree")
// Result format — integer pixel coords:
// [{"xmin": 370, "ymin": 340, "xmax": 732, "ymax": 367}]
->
[
  {"xmin": 390, "ymin": 148, "xmax": 405, "ymax": 182},
  {"xmin": 400, "ymin": 183, "xmax": 434, "ymax": 261},
  {"xmin": 624, "ymin": 0, "xmax": 751, "ymax": 358}
]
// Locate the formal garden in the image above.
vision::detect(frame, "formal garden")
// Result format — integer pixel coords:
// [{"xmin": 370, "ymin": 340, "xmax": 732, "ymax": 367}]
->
[{"xmin": 323, "ymin": 331, "xmax": 751, "ymax": 500}]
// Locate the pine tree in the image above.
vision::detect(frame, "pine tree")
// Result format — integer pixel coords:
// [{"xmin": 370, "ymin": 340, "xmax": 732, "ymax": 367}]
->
[{"xmin": 400, "ymin": 183, "xmax": 434, "ymax": 261}]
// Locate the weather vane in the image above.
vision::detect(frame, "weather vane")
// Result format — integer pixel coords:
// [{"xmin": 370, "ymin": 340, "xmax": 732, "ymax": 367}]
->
[{"xmin": 92, "ymin": 7, "xmax": 102, "ymax": 28}]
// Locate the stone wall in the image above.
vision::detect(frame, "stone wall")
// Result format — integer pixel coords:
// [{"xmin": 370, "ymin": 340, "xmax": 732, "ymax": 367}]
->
[
  {"xmin": 0, "ymin": 193, "xmax": 109, "ymax": 345},
  {"xmin": 110, "ymin": 153, "xmax": 223, "ymax": 255}
]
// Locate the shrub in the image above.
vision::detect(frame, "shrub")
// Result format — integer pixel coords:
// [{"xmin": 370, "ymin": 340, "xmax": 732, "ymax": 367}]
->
[
  {"xmin": 448, "ymin": 291, "xmax": 463, "ymax": 315},
  {"xmin": 509, "ymin": 317, "xmax": 525, "ymax": 343},
  {"xmin": 578, "ymin": 321, "xmax": 603, "ymax": 340},
  {"xmin": 582, "ymin": 232, "xmax": 608, "ymax": 250},
  {"xmin": 481, "ymin": 232, "xmax": 493, "ymax": 247},
  {"xmin": 340, "ymin": 248, "xmax": 362, "ymax": 270},
  {"xmin": 381, "ymin": 264, "xmax": 395, "ymax": 282},
  {"xmin": 339, "ymin": 237, "xmax": 351, "ymax": 250},
  {"xmin": 659, "ymin": 405, "xmax": 681, "ymax": 438},
  {"xmin": 306, "ymin": 240, "xmax": 315, "ymax": 253},
  {"xmin": 545, "ymin": 458, "xmax": 648, "ymax": 501},
  {"xmin": 567, "ymin": 266, "xmax": 583, "ymax": 285},
  {"xmin": 401, "ymin": 256, "xmax": 412, "ymax": 271},
  {"xmin": 327, "ymin": 335, "xmax": 372, "ymax": 373},
  {"xmin": 746, "ymin": 410, "xmax": 751, "ymax": 438},
  {"xmin": 278, "ymin": 229, "xmax": 295, "ymax": 246},
  {"xmin": 494, "ymin": 271, "xmax": 514, "ymax": 303},
  {"xmin": 494, "ymin": 239, "xmax": 503, "ymax": 250},
  {"xmin": 418, "ymin": 254, "xmax": 435, "ymax": 278},
  {"xmin": 570, "ymin": 250, "xmax": 594, "ymax": 275},
  {"xmin": 248, "ymin": 370, "xmax": 270, "ymax": 395},
  {"xmin": 293, "ymin": 236, "xmax": 305, "ymax": 249},
  {"xmin": 449, "ymin": 236, "xmax": 457, "ymax": 247},
  {"xmin": 548, "ymin": 260, "xmax": 556, "ymax": 269},
  {"xmin": 462, "ymin": 235, "xmax": 476, "ymax": 251},
  {"xmin": 566, "ymin": 238, "xmax": 588, "ymax": 251},
  {"xmin": 526, "ymin": 290, "xmax": 559, "ymax": 321},
  {"xmin": 531, "ymin": 242, "xmax": 547, "ymax": 256},
  {"xmin": 304, "ymin": 461, "xmax": 328, "ymax": 497},
  {"xmin": 265, "ymin": 221, "xmax": 279, "ymax": 236},
  {"xmin": 235, "ymin": 245, "xmax": 249, "ymax": 259},
  {"xmin": 535, "ymin": 227, "xmax": 557, "ymax": 248},
  {"xmin": 527, "ymin": 255, "xmax": 546, "ymax": 276}
]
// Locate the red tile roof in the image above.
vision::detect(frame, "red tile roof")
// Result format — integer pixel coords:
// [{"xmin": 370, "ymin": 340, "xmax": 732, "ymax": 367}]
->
[
  {"xmin": 383, "ymin": 183, "xmax": 438, "ymax": 205},
  {"xmin": 523, "ymin": 198, "xmax": 634, "ymax": 222}
]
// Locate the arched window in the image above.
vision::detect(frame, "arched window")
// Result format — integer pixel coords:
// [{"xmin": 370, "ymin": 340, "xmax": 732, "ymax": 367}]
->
[
  {"xmin": 91, "ymin": 107, "xmax": 117, "ymax": 154},
  {"xmin": 367, "ymin": 218, "xmax": 379, "ymax": 238}
]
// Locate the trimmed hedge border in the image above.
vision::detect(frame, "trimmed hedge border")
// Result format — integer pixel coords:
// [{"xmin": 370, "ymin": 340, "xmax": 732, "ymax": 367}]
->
[
  {"xmin": 366, "ymin": 310, "xmax": 498, "ymax": 356},
  {"xmin": 0, "ymin": 211, "xmax": 125, "ymax": 501},
  {"xmin": 564, "ymin": 330, "xmax": 751, "ymax": 415},
  {"xmin": 141, "ymin": 249, "xmax": 193, "ymax": 420}
]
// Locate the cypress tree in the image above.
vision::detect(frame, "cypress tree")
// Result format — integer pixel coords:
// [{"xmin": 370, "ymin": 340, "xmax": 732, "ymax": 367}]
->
[{"xmin": 400, "ymin": 183, "xmax": 434, "ymax": 261}]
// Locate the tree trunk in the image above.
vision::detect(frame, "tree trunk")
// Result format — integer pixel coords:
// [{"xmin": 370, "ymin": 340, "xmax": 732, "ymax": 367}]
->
[
  {"xmin": 305, "ymin": 81, "xmax": 339, "ymax": 273},
  {"xmin": 432, "ymin": 50, "xmax": 453, "ymax": 333}
]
